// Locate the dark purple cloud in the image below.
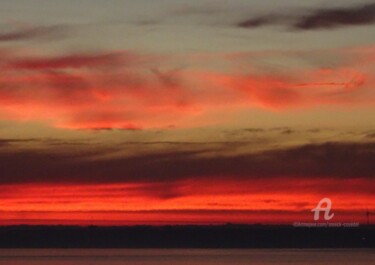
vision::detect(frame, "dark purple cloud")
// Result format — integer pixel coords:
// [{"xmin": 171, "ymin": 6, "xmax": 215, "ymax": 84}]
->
[
  {"xmin": 295, "ymin": 2, "xmax": 375, "ymax": 30},
  {"xmin": 0, "ymin": 140, "xmax": 374, "ymax": 184},
  {"xmin": 237, "ymin": 3, "xmax": 375, "ymax": 30}
]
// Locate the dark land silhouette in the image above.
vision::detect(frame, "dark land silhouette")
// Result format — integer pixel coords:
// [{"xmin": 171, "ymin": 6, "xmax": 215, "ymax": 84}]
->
[{"xmin": 0, "ymin": 224, "xmax": 374, "ymax": 248}]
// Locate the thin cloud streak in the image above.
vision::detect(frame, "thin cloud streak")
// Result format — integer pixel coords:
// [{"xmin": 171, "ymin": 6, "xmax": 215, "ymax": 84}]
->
[
  {"xmin": 237, "ymin": 2, "xmax": 375, "ymax": 30},
  {"xmin": 0, "ymin": 25, "xmax": 67, "ymax": 42}
]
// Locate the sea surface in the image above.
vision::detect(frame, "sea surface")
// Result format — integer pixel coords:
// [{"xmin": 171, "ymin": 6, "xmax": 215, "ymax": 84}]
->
[{"xmin": 0, "ymin": 249, "xmax": 374, "ymax": 265}]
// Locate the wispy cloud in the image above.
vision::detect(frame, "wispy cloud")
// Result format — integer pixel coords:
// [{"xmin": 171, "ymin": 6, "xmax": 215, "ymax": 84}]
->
[
  {"xmin": 9, "ymin": 52, "xmax": 133, "ymax": 70},
  {"xmin": 0, "ymin": 25, "xmax": 67, "ymax": 42},
  {"xmin": 237, "ymin": 2, "xmax": 375, "ymax": 30},
  {"xmin": 0, "ymin": 46, "xmax": 374, "ymax": 130}
]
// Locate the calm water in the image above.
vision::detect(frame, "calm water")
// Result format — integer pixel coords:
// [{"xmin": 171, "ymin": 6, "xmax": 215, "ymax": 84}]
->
[{"xmin": 0, "ymin": 249, "xmax": 374, "ymax": 265}]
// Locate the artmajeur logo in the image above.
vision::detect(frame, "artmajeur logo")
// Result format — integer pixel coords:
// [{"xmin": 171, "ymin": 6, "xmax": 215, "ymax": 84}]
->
[
  {"xmin": 293, "ymin": 197, "xmax": 359, "ymax": 227},
  {"xmin": 311, "ymin": 198, "xmax": 334, "ymax": 221}
]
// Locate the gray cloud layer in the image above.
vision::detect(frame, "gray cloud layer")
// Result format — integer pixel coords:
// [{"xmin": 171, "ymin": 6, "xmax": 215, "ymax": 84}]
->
[{"xmin": 0, "ymin": 141, "xmax": 374, "ymax": 184}]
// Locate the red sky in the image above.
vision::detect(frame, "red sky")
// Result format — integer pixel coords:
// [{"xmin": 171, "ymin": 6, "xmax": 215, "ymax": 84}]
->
[
  {"xmin": 1, "ymin": 175, "xmax": 374, "ymax": 225},
  {"xmin": 0, "ymin": 0, "xmax": 375, "ymax": 226}
]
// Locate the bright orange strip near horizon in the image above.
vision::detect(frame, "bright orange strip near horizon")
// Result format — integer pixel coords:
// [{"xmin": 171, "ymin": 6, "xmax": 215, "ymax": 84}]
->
[{"xmin": 1, "ymin": 177, "xmax": 374, "ymax": 225}]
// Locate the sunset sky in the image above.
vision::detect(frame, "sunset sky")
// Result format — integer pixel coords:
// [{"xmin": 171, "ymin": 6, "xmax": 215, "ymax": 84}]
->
[{"xmin": 0, "ymin": 0, "xmax": 375, "ymax": 225}]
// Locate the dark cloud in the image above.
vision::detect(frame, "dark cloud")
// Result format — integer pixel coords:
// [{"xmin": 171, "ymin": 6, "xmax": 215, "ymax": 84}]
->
[
  {"xmin": 237, "ymin": 3, "xmax": 375, "ymax": 30},
  {"xmin": 281, "ymin": 129, "xmax": 294, "ymax": 135},
  {"xmin": 9, "ymin": 52, "xmax": 127, "ymax": 70},
  {"xmin": 295, "ymin": 3, "xmax": 375, "ymax": 30},
  {"xmin": 0, "ymin": 138, "xmax": 39, "ymax": 147},
  {"xmin": 225, "ymin": 127, "xmax": 298, "ymax": 140},
  {"xmin": 0, "ymin": 141, "xmax": 374, "ymax": 184},
  {"xmin": 0, "ymin": 25, "xmax": 67, "ymax": 42},
  {"xmin": 237, "ymin": 15, "xmax": 284, "ymax": 29},
  {"xmin": 243, "ymin": 128, "xmax": 265, "ymax": 133}
]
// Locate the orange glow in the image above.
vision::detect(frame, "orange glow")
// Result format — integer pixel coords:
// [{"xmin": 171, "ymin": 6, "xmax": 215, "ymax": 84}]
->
[
  {"xmin": 1, "ymin": 177, "xmax": 374, "ymax": 225},
  {"xmin": 0, "ymin": 47, "xmax": 374, "ymax": 130}
]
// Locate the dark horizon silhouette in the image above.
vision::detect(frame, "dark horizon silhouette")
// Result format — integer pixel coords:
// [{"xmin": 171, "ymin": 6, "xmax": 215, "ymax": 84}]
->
[{"xmin": 0, "ymin": 224, "xmax": 374, "ymax": 248}]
